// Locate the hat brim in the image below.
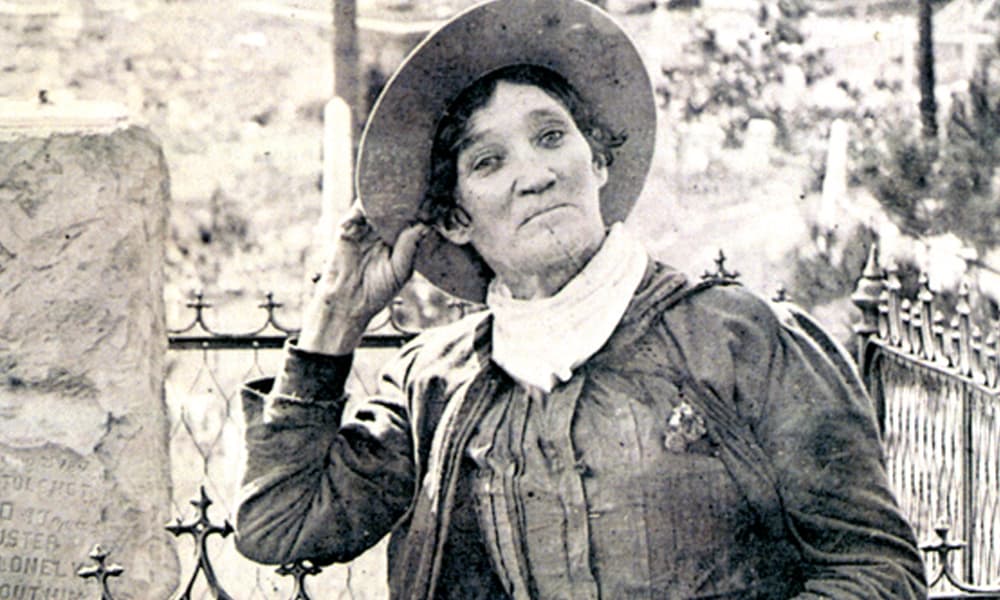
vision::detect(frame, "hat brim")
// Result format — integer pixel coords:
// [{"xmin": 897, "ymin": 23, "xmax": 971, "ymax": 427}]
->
[{"xmin": 357, "ymin": 0, "xmax": 656, "ymax": 302}]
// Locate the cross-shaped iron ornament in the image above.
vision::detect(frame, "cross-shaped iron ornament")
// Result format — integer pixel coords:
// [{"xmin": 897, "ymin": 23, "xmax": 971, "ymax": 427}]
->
[
  {"xmin": 277, "ymin": 560, "xmax": 324, "ymax": 600},
  {"xmin": 701, "ymin": 249, "xmax": 740, "ymax": 282},
  {"xmin": 77, "ymin": 544, "xmax": 124, "ymax": 600},
  {"xmin": 920, "ymin": 523, "xmax": 1000, "ymax": 595},
  {"xmin": 166, "ymin": 486, "xmax": 235, "ymax": 600}
]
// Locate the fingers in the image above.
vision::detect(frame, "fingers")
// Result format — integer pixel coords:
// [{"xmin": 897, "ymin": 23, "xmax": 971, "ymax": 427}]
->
[
  {"xmin": 329, "ymin": 203, "xmax": 430, "ymax": 291},
  {"xmin": 338, "ymin": 207, "xmax": 374, "ymax": 243},
  {"xmin": 337, "ymin": 201, "xmax": 365, "ymax": 227},
  {"xmin": 389, "ymin": 222, "xmax": 431, "ymax": 286}
]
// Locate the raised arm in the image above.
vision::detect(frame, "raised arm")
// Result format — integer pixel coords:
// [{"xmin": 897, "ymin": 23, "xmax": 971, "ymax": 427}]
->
[
  {"xmin": 235, "ymin": 343, "xmax": 418, "ymax": 564},
  {"xmin": 234, "ymin": 205, "xmax": 430, "ymax": 564}
]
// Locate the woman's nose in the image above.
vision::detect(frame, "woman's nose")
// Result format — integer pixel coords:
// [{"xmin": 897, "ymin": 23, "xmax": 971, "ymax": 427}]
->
[{"xmin": 512, "ymin": 157, "xmax": 556, "ymax": 196}]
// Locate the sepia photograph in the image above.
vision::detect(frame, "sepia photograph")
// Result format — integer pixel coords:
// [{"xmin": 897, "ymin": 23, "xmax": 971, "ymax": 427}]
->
[{"xmin": 1, "ymin": 0, "xmax": 999, "ymax": 597}]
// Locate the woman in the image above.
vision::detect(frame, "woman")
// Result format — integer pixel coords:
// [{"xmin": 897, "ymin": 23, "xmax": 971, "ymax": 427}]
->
[{"xmin": 234, "ymin": 0, "xmax": 927, "ymax": 597}]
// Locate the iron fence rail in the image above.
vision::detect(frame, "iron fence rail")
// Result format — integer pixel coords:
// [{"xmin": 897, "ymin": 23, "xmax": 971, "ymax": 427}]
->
[{"xmin": 854, "ymin": 245, "xmax": 1000, "ymax": 597}]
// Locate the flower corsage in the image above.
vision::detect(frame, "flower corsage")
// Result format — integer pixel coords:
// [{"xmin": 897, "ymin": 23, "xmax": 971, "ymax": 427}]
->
[{"xmin": 663, "ymin": 401, "xmax": 709, "ymax": 453}]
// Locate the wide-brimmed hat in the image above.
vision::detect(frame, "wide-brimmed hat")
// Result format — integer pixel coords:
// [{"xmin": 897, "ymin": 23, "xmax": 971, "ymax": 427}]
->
[{"xmin": 357, "ymin": 0, "xmax": 656, "ymax": 301}]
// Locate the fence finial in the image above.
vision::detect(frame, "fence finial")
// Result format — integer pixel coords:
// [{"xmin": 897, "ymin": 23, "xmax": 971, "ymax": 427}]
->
[
  {"xmin": 259, "ymin": 292, "xmax": 297, "ymax": 334},
  {"xmin": 166, "ymin": 486, "xmax": 235, "ymax": 600},
  {"xmin": 885, "ymin": 261, "xmax": 902, "ymax": 347},
  {"xmin": 78, "ymin": 544, "xmax": 123, "ymax": 600},
  {"xmin": 701, "ymin": 249, "xmax": 739, "ymax": 282},
  {"xmin": 957, "ymin": 280, "xmax": 973, "ymax": 376},
  {"xmin": 900, "ymin": 298, "xmax": 914, "ymax": 353},
  {"xmin": 277, "ymin": 560, "xmax": 324, "ymax": 600},
  {"xmin": 932, "ymin": 309, "xmax": 947, "ymax": 365},
  {"xmin": 772, "ymin": 285, "xmax": 790, "ymax": 303},
  {"xmin": 991, "ymin": 322, "xmax": 1000, "ymax": 387},
  {"xmin": 921, "ymin": 522, "xmax": 1000, "ymax": 594},
  {"xmin": 851, "ymin": 244, "xmax": 883, "ymax": 363},
  {"xmin": 917, "ymin": 273, "xmax": 935, "ymax": 361}
]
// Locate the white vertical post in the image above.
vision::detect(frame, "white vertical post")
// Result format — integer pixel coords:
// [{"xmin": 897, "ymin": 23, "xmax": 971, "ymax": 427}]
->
[
  {"xmin": 817, "ymin": 118, "xmax": 850, "ymax": 254},
  {"xmin": 648, "ymin": 2, "xmax": 667, "ymax": 81},
  {"xmin": 961, "ymin": 35, "xmax": 985, "ymax": 79},
  {"xmin": 320, "ymin": 96, "xmax": 355, "ymax": 240},
  {"xmin": 821, "ymin": 119, "xmax": 849, "ymax": 205}
]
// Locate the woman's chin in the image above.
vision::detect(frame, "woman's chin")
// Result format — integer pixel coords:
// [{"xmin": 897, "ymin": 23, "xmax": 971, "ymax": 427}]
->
[{"xmin": 519, "ymin": 235, "xmax": 602, "ymax": 273}]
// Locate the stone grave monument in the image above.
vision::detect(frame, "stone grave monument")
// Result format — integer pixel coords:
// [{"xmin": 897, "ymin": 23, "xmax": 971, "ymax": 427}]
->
[{"xmin": 0, "ymin": 98, "xmax": 177, "ymax": 597}]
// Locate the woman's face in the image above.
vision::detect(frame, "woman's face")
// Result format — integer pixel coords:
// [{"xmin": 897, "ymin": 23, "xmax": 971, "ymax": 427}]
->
[{"xmin": 438, "ymin": 81, "xmax": 609, "ymax": 284}]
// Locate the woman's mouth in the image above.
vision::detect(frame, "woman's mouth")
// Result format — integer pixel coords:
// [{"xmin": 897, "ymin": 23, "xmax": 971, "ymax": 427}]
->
[{"xmin": 519, "ymin": 204, "xmax": 571, "ymax": 227}]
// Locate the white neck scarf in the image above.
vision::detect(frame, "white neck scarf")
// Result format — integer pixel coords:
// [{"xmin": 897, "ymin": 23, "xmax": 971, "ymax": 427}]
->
[{"xmin": 487, "ymin": 222, "xmax": 649, "ymax": 392}]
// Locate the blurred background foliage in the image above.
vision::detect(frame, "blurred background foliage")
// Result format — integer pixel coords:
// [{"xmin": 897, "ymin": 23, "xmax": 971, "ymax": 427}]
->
[{"xmin": 854, "ymin": 38, "xmax": 1000, "ymax": 248}]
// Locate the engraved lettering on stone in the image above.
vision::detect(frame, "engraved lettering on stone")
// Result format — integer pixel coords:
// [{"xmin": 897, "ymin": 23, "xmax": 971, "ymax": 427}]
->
[{"xmin": 0, "ymin": 448, "xmax": 101, "ymax": 596}]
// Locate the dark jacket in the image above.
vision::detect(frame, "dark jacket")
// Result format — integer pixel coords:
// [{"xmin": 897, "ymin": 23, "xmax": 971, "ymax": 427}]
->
[{"xmin": 234, "ymin": 263, "xmax": 927, "ymax": 599}]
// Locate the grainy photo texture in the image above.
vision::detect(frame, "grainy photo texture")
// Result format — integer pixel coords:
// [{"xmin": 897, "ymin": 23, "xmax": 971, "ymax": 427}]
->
[{"xmin": 1, "ymin": 0, "xmax": 998, "ymax": 598}]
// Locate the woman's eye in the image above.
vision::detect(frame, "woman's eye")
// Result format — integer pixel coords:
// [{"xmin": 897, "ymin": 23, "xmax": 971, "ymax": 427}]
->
[
  {"xmin": 472, "ymin": 155, "xmax": 501, "ymax": 172},
  {"xmin": 538, "ymin": 129, "xmax": 565, "ymax": 147}
]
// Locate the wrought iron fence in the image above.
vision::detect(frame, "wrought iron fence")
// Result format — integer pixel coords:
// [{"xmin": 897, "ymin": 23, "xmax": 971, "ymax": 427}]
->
[
  {"xmin": 853, "ymin": 245, "xmax": 1000, "ymax": 598},
  {"xmin": 77, "ymin": 249, "xmax": 1000, "ymax": 599},
  {"xmin": 156, "ymin": 287, "xmax": 477, "ymax": 598}
]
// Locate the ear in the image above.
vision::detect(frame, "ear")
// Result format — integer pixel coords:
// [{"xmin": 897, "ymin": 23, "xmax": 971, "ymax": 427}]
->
[
  {"xmin": 434, "ymin": 209, "xmax": 473, "ymax": 245},
  {"xmin": 593, "ymin": 157, "xmax": 609, "ymax": 189}
]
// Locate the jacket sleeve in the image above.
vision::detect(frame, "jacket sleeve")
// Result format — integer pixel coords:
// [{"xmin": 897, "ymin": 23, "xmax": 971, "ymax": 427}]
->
[
  {"xmin": 683, "ymin": 287, "xmax": 928, "ymax": 599},
  {"xmin": 234, "ymin": 340, "xmax": 417, "ymax": 565}
]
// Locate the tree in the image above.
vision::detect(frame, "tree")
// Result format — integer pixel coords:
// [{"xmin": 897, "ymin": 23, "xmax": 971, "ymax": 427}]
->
[{"xmin": 918, "ymin": 0, "xmax": 937, "ymax": 138}]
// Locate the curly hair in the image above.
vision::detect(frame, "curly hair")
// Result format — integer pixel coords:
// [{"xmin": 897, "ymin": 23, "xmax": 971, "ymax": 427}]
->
[{"xmin": 419, "ymin": 64, "xmax": 627, "ymax": 230}]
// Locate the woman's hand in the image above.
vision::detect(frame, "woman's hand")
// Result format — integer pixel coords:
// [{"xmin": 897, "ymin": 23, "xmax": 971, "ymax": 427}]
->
[{"xmin": 298, "ymin": 203, "xmax": 429, "ymax": 355}]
